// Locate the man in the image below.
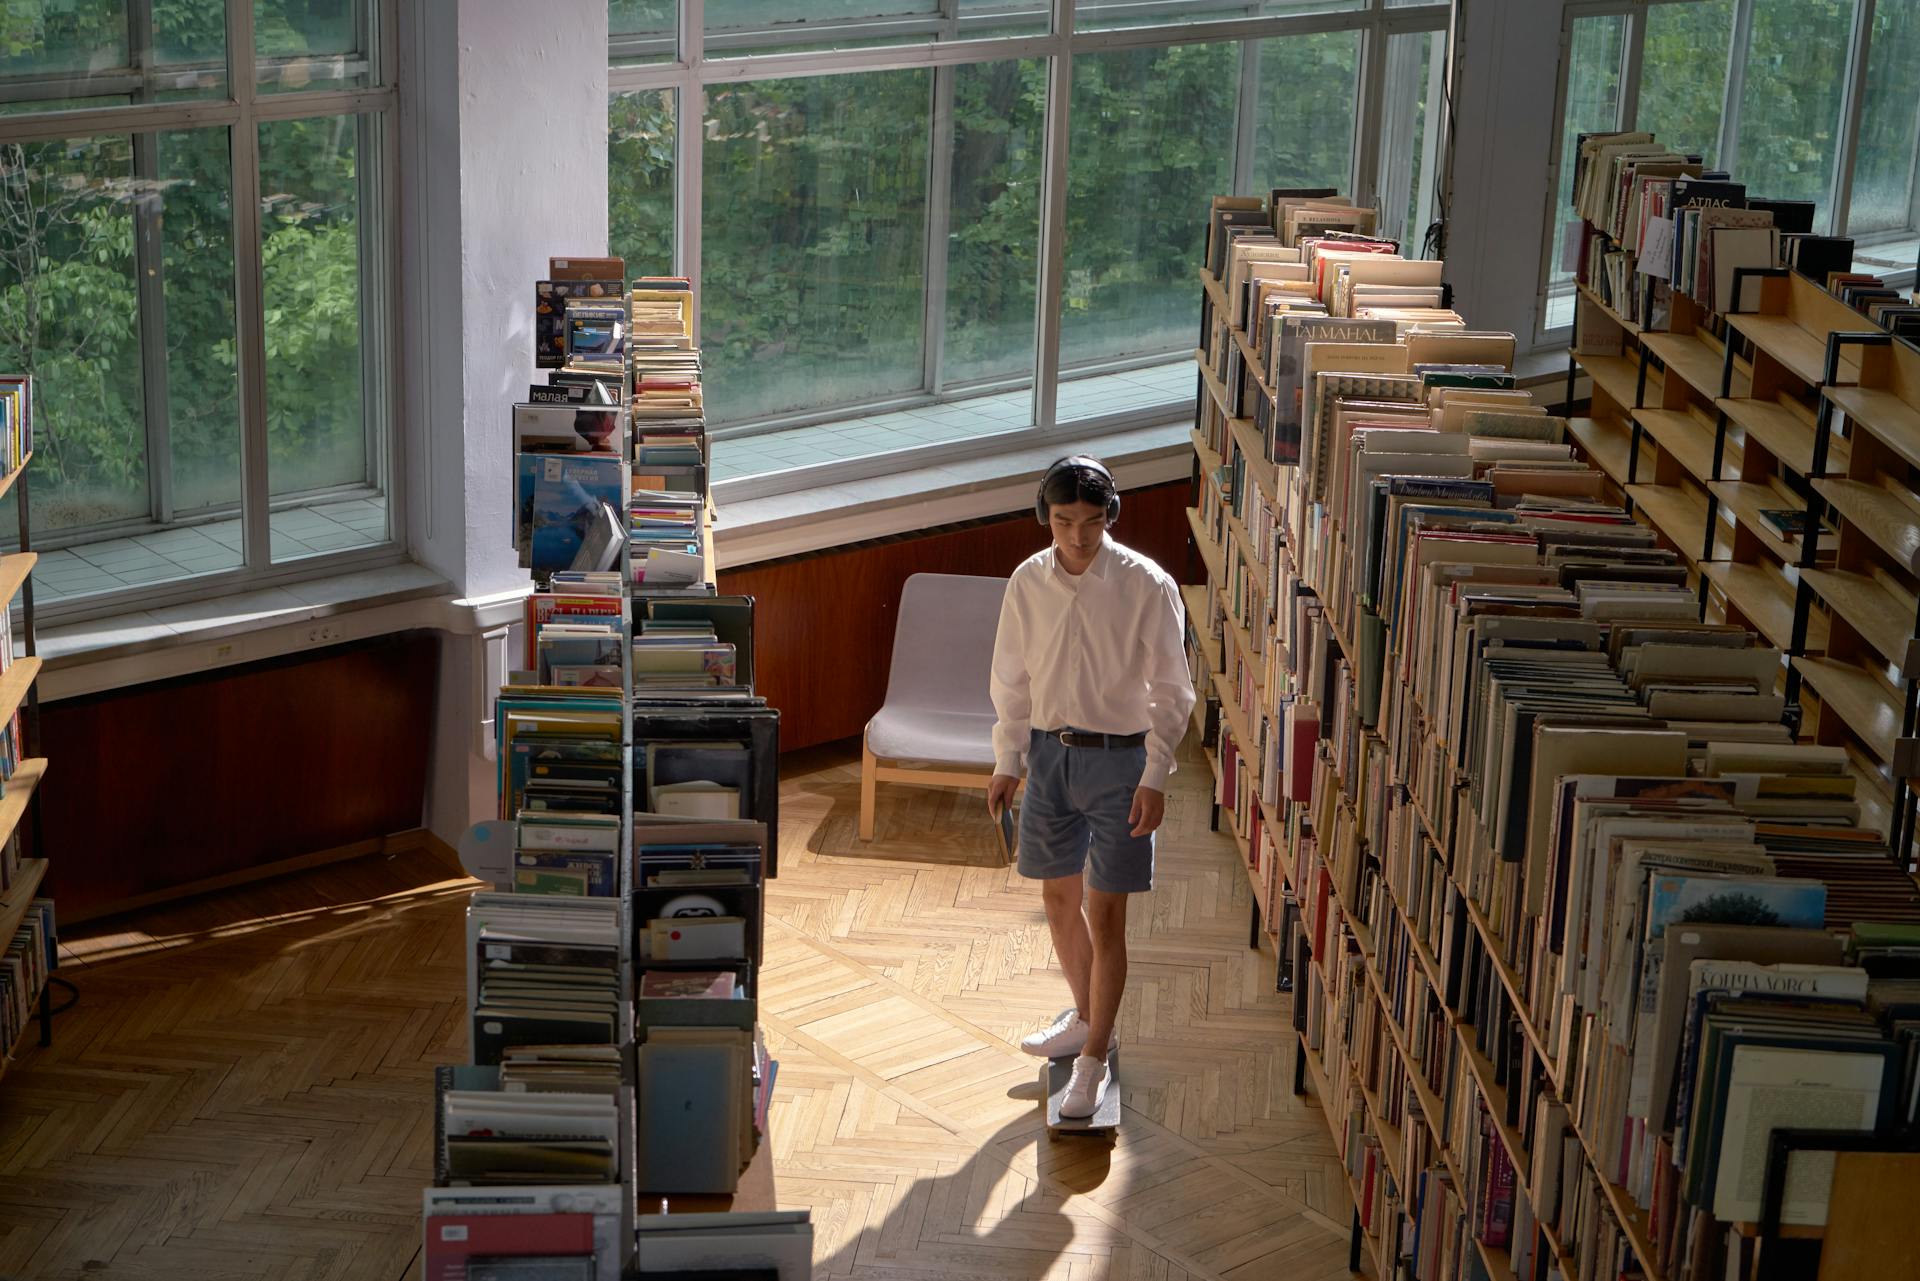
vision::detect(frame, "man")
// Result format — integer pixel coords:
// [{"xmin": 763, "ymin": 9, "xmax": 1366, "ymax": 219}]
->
[{"xmin": 987, "ymin": 455, "xmax": 1195, "ymax": 1118}]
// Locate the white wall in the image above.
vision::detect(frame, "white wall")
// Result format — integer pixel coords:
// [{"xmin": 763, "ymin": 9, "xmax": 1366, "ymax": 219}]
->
[
  {"xmin": 399, "ymin": 0, "xmax": 611, "ymax": 847},
  {"xmin": 1441, "ymin": 0, "xmax": 1570, "ymax": 351}
]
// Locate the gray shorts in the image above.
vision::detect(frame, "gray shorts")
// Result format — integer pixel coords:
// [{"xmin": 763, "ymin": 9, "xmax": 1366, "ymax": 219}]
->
[{"xmin": 1017, "ymin": 728, "xmax": 1154, "ymax": 894}]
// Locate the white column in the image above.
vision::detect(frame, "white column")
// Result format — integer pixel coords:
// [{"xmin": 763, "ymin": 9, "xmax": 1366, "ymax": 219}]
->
[
  {"xmin": 1440, "ymin": 0, "xmax": 1570, "ymax": 348},
  {"xmin": 397, "ymin": 0, "xmax": 611, "ymax": 845}
]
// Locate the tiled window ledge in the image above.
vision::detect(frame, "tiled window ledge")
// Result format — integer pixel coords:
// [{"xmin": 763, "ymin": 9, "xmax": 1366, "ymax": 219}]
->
[
  {"xmin": 714, "ymin": 421, "xmax": 1193, "ymax": 569},
  {"xmin": 30, "ymin": 563, "xmax": 531, "ymax": 702}
]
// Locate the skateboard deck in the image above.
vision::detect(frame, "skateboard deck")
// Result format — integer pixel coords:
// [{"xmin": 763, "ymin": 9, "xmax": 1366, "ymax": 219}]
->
[{"xmin": 1043, "ymin": 1045, "xmax": 1121, "ymax": 1138}]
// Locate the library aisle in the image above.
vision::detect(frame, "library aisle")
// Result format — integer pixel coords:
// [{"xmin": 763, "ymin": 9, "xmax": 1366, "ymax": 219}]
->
[{"xmin": 0, "ymin": 741, "xmax": 1351, "ymax": 1281}]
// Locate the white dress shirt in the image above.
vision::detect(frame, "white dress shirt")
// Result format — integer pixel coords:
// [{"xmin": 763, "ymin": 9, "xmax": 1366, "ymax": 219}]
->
[{"xmin": 989, "ymin": 537, "xmax": 1196, "ymax": 792}]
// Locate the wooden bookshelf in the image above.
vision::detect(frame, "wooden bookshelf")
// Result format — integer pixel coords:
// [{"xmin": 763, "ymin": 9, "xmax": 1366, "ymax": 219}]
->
[
  {"xmin": 1704, "ymin": 560, "xmax": 1827, "ymax": 655},
  {"xmin": 0, "ymin": 426, "xmax": 47, "ymax": 1090},
  {"xmin": 0, "ymin": 453, "xmax": 34, "ymax": 507},
  {"xmin": 1794, "ymin": 655, "xmax": 1904, "ymax": 763},
  {"xmin": 1827, "ymin": 384, "xmax": 1920, "ymax": 471},
  {"xmin": 1624, "ymin": 482, "xmax": 1719, "ymax": 564},
  {"xmin": 1181, "ymin": 584, "xmax": 1221, "ymax": 672},
  {"xmin": 1578, "ymin": 282, "xmax": 1642, "ymax": 336},
  {"xmin": 1567, "ymin": 224, "xmax": 1920, "ymax": 860},
  {"xmin": 1726, "ymin": 272, "xmax": 1869, "ymax": 389},
  {"xmin": 1187, "ymin": 506, "xmax": 1224, "ymax": 583},
  {"xmin": 1630, "ymin": 406, "xmax": 1722, "ymax": 484},
  {"xmin": 1811, "ymin": 478, "xmax": 1920, "ymax": 575},
  {"xmin": 1711, "ymin": 478, "xmax": 1816, "ymax": 566},
  {"xmin": 1566, "ymin": 415, "xmax": 1645, "ymax": 488},
  {"xmin": 0, "ymin": 657, "xmax": 43, "ymax": 732},
  {"xmin": 0, "ymin": 759, "xmax": 47, "ymax": 854},
  {"xmin": 1797, "ymin": 567, "xmax": 1909, "ymax": 664},
  {"xmin": 1575, "ymin": 350, "xmax": 1652, "ymax": 414},
  {"xmin": 1718, "ymin": 394, "xmax": 1848, "ymax": 478},
  {"xmin": 0, "ymin": 856, "xmax": 46, "ymax": 963},
  {"xmin": 0, "ymin": 554, "xmax": 35, "ymax": 612},
  {"xmin": 1641, "ymin": 329, "xmax": 1751, "ymax": 402}
]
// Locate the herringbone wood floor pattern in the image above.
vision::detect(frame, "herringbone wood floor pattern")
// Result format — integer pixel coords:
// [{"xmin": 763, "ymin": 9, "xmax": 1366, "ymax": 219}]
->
[
  {"xmin": 775, "ymin": 743, "xmax": 1354, "ymax": 1281},
  {"xmin": 0, "ymin": 739, "xmax": 1355, "ymax": 1280}
]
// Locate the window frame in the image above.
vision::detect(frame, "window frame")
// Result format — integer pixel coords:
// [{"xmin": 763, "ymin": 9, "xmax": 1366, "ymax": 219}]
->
[
  {"xmin": 0, "ymin": 0, "xmax": 406, "ymax": 628},
  {"xmin": 1534, "ymin": 0, "xmax": 1919, "ymax": 350},
  {"xmin": 609, "ymin": 0, "xmax": 1451, "ymax": 503}
]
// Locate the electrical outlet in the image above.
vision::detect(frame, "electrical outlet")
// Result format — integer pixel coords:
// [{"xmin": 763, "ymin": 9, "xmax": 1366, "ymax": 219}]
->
[{"xmin": 306, "ymin": 621, "xmax": 343, "ymax": 646}]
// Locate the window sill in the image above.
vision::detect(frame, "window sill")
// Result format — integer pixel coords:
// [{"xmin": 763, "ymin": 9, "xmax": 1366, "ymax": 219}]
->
[
  {"xmin": 713, "ymin": 420, "xmax": 1194, "ymax": 569},
  {"xmin": 33, "ymin": 562, "xmax": 528, "ymax": 702}
]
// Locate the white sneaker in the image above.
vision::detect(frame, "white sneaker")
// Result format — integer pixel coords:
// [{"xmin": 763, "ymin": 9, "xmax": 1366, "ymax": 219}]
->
[
  {"xmin": 1020, "ymin": 1009, "xmax": 1088, "ymax": 1057},
  {"xmin": 1019, "ymin": 1010, "xmax": 1118, "ymax": 1058},
  {"xmin": 1059, "ymin": 1053, "xmax": 1110, "ymax": 1119}
]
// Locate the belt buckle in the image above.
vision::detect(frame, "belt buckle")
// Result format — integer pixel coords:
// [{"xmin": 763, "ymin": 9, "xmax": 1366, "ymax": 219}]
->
[{"xmin": 1056, "ymin": 729, "xmax": 1076, "ymax": 749}]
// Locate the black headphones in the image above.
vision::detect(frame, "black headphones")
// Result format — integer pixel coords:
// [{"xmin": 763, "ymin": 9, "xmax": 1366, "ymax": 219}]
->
[{"xmin": 1035, "ymin": 455, "xmax": 1121, "ymax": 527}]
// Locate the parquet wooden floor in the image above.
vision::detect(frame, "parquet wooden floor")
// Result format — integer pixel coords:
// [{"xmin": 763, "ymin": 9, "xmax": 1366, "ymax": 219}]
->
[
  {"xmin": 772, "ymin": 742, "xmax": 1355, "ymax": 1281},
  {"xmin": 0, "ymin": 739, "xmax": 1355, "ymax": 1280}
]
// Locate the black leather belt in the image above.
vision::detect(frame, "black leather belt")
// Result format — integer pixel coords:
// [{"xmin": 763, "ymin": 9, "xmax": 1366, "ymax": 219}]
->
[{"xmin": 1046, "ymin": 729, "xmax": 1147, "ymax": 749}]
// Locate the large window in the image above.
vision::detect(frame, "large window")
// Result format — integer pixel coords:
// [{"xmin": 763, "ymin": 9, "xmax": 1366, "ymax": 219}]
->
[
  {"xmin": 1540, "ymin": 0, "xmax": 1920, "ymax": 340},
  {"xmin": 610, "ymin": 1, "xmax": 1450, "ymax": 491},
  {"xmin": 0, "ymin": 0, "xmax": 396, "ymax": 611}
]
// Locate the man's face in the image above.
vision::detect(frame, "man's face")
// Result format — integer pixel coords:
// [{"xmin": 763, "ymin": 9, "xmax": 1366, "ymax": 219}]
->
[{"xmin": 1049, "ymin": 500, "xmax": 1108, "ymax": 570}]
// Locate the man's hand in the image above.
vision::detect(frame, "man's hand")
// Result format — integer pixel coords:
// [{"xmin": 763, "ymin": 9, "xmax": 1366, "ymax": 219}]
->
[
  {"xmin": 987, "ymin": 774, "xmax": 1020, "ymax": 817},
  {"xmin": 1128, "ymin": 786, "xmax": 1166, "ymax": 838}
]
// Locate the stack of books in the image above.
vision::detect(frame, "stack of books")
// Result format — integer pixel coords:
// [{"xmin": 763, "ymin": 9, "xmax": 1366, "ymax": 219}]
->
[
  {"xmin": 628, "ymin": 276, "xmax": 707, "ymax": 496},
  {"xmin": 1191, "ymin": 188, "xmax": 1920, "ymax": 1281},
  {"xmin": 429, "ymin": 256, "xmax": 804, "ymax": 1273},
  {"xmin": 0, "ymin": 375, "xmax": 32, "ymax": 473},
  {"xmin": 0, "ymin": 898, "xmax": 52, "ymax": 1069}
]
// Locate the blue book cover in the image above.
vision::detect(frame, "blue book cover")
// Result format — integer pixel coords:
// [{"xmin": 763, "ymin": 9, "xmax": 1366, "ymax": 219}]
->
[
  {"xmin": 530, "ymin": 454, "xmax": 623, "ymax": 574},
  {"xmin": 1645, "ymin": 874, "xmax": 1826, "ymax": 938}
]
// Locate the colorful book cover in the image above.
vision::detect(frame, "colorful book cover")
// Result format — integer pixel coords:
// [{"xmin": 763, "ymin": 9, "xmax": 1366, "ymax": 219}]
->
[
  {"xmin": 530, "ymin": 455, "xmax": 623, "ymax": 575},
  {"xmin": 534, "ymin": 279, "xmax": 622, "ymax": 368}
]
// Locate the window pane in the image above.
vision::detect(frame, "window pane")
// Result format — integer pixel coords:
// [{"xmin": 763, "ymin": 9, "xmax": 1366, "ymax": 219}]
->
[
  {"xmin": 1077, "ymin": 0, "xmax": 1360, "ymax": 31},
  {"xmin": 0, "ymin": 127, "xmax": 243, "ymax": 603},
  {"xmin": 1637, "ymin": 0, "xmax": 1734, "ymax": 168},
  {"xmin": 1733, "ymin": 0, "xmax": 1855, "ymax": 225},
  {"xmin": 259, "ymin": 114, "xmax": 387, "ymax": 561},
  {"xmin": 160, "ymin": 129, "xmax": 244, "ymax": 518},
  {"xmin": 0, "ymin": 1, "xmax": 227, "ymax": 113},
  {"xmin": 0, "ymin": 136, "xmax": 147, "ymax": 533},
  {"xmin": 1543, "ymin": 13, "xmax": 1625, "ymax": 331},
  {"xmin": 256, "ymin": 0, "xmax": 375, "ymax": 93},
  {"xmin": 611, "ymin": 0, "xmax": 677, "ymax": 65},
  {"xmin": 706, "ymin": 1, "xmax": 1044, "ymax": 54},
  {"xmin": 1374, "ymin": 29, "xmax": 1443, "ymax": 256},
  {"xmin": 1847, "ymin": 0, "xmax": 1920, "ymax": 235},
  {"xmin": 1061, "ymin": 41, "xmax": 1236, "ymax": 416},
  {"xmin": 609, "ymin": 89, "xmax": 676, "ymax": 276},
  {"xmin": 703, "ymin": 71, "xmax": 930, "ymax": 425},
  {"xmin": 942, "ymin": 59, "xmax": 1045, "ymax": 391},
  {"xmin": 1254, "ymin": 30, "xmax": 1360, "ymax": 195}
]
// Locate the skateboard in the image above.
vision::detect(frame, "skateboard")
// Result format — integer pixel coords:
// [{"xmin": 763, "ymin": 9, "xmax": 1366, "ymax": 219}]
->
[{"xmin": 1042, "ymin": 1043, "xmax": 1121, "ymax": 1139}]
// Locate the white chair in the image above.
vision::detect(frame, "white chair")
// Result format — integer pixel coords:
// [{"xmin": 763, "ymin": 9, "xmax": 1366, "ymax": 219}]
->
[{"xmin": 860, "ymin": 572, "xmax": 1010, "ymax": 840}]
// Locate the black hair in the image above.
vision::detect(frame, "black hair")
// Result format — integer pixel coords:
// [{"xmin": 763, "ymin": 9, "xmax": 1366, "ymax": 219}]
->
[{"xmin": 1038, "ymin": 458, "xmax": 1117, "ymax": 520}]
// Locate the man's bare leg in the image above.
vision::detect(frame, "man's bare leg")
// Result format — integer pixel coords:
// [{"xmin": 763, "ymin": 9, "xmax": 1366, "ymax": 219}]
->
[
  {"xmin": 1041, "ymin": 873, "xmax": 1093, "ymax": 1021},
  {"xmin": 1081, "ymin": 887, "xmax": 1127, "ymax": 1055}
]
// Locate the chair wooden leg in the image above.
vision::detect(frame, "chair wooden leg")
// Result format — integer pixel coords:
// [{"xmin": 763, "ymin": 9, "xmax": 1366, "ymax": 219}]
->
[{"xmin": 860, "ymin": 740, "xmax": 878, "ymax": 841}]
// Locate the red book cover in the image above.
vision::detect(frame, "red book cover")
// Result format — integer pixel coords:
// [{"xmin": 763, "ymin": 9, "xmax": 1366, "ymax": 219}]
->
[
  {"xmin": 1482, "ymin": 1137, "xmax": 1514, "ymax": 1248},
  {"xmin": 1312, "ymin": 868, "xmax": 1332, "ymax": 956},
  {"xmin": 1360, "ymin": 1143, "xmax": 1377, "ymax": 1228},
  {"xmin": 525, "ymin": 594, "xmax": 624, "ymax": 667},
  {"xmin": 425, "ymin": 1214, "xmax": 595, "ymax": 1281}
]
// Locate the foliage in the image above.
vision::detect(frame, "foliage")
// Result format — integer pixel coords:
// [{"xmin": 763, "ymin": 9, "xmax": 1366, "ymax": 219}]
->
[
  {"xmin": 609, "ymin": 35, "xmax": 1355, "ymax": 425},
  {"xmin": 0, "ymin": 112, "xmax": 365, "ymax": 534},
  {"xmin": 1638, "ymin": 0, "xmax": 1734, "ymax": 168}
]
